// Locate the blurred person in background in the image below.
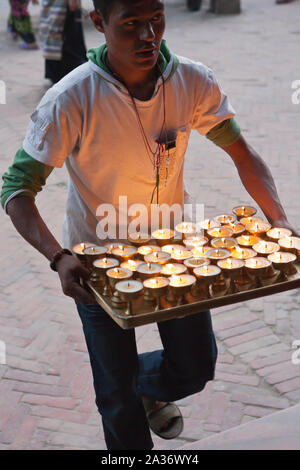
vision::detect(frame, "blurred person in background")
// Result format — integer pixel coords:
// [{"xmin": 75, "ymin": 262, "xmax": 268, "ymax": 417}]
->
[
  {"xmin": 7, "ymin": 0, "xmax": 39, "ymax": 49},
  {"xmin": 40, "ymin": 0, "xmax": 87, "ymax": 86}
]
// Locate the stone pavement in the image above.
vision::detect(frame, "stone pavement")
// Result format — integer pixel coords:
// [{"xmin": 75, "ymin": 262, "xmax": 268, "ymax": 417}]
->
[{"xmin": 0, "ymin": 0, "xmax": 300, "ymax": 450}]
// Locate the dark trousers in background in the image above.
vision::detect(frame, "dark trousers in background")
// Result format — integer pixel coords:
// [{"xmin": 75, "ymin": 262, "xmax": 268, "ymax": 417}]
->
[
  {"xmin": 76, "ymin": 303, "xmax": 218, "ymax": 450},
  {"xmin": 45, "ymin": 7, "xmax": 87, "ymax": 84}
]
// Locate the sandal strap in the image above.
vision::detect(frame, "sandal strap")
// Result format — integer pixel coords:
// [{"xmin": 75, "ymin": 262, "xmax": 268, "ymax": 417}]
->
[{"xmin": 147, "ymin": 403, "xmax": 182, "ymax": 433}]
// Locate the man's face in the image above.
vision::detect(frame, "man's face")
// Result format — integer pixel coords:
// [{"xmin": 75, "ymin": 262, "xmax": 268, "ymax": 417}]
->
[{"xmin": 92, "ymin": 0, "xmax": 165, "ymax": 73}]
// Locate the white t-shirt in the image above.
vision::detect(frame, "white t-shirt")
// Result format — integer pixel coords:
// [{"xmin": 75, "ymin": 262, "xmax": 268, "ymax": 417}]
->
[{"xmin": 23, "ymin": 53, "xmax": 235, "ymax": 249}]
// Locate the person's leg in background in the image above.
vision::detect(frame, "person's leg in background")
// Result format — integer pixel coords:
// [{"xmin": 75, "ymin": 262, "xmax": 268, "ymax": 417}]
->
[
  {"xmin": 8, "ymin": 0, "xmax": 39, "ymax": 49},
  {"xmin": 76, "ymin": 302, "xmax": 153, "ymax": 451}
]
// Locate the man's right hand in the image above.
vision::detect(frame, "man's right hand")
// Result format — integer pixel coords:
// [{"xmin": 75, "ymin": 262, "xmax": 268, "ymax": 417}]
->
[{"xmin": 56, "ymin": 254, "xmax": 98, "ymax": 305}]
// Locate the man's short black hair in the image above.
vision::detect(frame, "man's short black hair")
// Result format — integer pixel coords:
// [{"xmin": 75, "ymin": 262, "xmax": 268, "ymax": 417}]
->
[
  {"xmin": 93, "ymin": 0, "xmax": 146, "ymax": 23},
  {"xmin": 93, "ymin": 1, "xmax": 117, "ymax": 22}
]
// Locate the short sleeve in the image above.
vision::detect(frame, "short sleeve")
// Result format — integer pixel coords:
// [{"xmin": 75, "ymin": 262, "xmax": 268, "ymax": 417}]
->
[
  {"xmin": 192, "ymin": 68, "xmax": 235, "ymax": 136},
  {"xmin": 23, "ymin": 91, "xmax": 80, "ymax": 168}
]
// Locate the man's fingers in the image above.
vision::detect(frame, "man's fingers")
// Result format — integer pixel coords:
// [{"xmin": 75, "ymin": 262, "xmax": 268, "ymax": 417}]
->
[
  {"xmin": 65, "ymin": 282, "xmax": 98, "ymax": 305},
  {"xmin": 77, "ymin": 265, "xmax": 92, "ymax": 281}
]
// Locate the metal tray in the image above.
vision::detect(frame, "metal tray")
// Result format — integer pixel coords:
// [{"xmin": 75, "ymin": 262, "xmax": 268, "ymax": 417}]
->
[{"xmin": 87, "ymin": 265, "xmax": 300, "ymax": 329}]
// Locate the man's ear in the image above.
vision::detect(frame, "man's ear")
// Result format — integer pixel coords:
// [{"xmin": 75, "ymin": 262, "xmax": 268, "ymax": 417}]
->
[{"xmin": 90, "ymin": 10, "xmax": 106, "ymax": 33}]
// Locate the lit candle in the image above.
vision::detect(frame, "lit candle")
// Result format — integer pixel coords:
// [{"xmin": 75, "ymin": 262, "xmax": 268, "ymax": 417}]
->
[
  {"xmin": 143, "ymin": 277, "xmax": 170, "ymax": 308},
  {"xmin": 136, "ymin": 262, "xmax": 162, "ymax": 277},
  {"xmin": 245, "ymin": 221, "xmax": 272, "ymax": 235},
  {"xmin": 245, "ymin": 257, "xmax": 275, "ymax": 287},
  {"xmin": 191, "ymin": 246, "xmax": 211, "ymax": 258},
  {"xmin": 268, "ymin": 251, "xmax": 297, "ymax": 265},
  {"xmin": 83, "ymin": 245, "xmax": 108, "ymax": 256},
  {"xmin": 104, "ymin": 242, "xmax": 125, "ymax": 254},
  {"xmin": 144, "ymin": 251, "xmax": 171, "ymax": 265},
  {"xmin": 183, "ymin": 236, "xmax": 208, "ymax": 249},
  {"xmin": 225, "ymin": 222, "xmax": 246, "ymax": 237},
  {"xmin": 206, "ymin": 248, "xmax": 231, "ymax": 262},
  {"xmin": 278, "ymin": 236, "xmax": 300, "ymax": 252},
  {"xmin": 152, "ymin": 229, "xmax": 175, "ymax": 246},
  {"xmin": 72, "ymin": 242, "xmax": 96, "ymax": 255},
  {"xmin": 169, "ymin": 274, "xmax": 196, "ymax": 288},
  {"xmin": 120, "ymin": 259, "xmax": 144, "ymax": 272},
  {"xmin": 143, "ymin": 277, "xmax": 169, "ymax": 290},
  {"xmin": 175, "ymin": 222, "xmax": 198, "ymax": 236},
  {"xmin": 160, "ymin": 263, "xmax": 188, "ymax": 276},
  {"xmin": 161, "ymin": 244, "xmax": 186, "ymax": 254},
  {"xmin": 214, "ymin": 214, "xmax": 237, "ymax": 225},
  {"xmin": 115, "ymin": 280, "xmax": 143, "ymax": 296},
  {"xmin": 127, "ymin": 232, "xmax": 151, "ymax": 246},
  {"xmin": 237, "ymin": 234, "xmax": 261, "ymax": 247},
  {"xmin": 193, "ymin": 265, "xmax": 221, "ymax": 279},
  {"xmin": 183, "ymin": 257, "xmax": 210, "ymax": 270},
  {"xmin": 91, "ymin": 257, "xmax": 120, "ymax": 293},
  {"xmin": 72, "ymin": 242, "xmax": 96, "ymax": 266},
  {"xmin": 217, "ymin": 258, "xmax": 245, "ymax": 271},
  {"xmin": 210, "ymin": 237, "xmax": 238, "ymax": 250},
  {"xmin": 170, "ymin": 248, "xmax": 192, "ymax": 262},
  {"xmin": 232, "ymin": 205, "xmax": 257, "ymax": 218},
  {"xmin": 267, "ymin": 227, "xmax": 292, "ymax": 241},
  {"xmin": 268, "ymin": 252, "xmax": 297, "ymax": 277},
  {"xmin": 245, "ymin": 257, "xmax": 271, "ymax": 270},
  {"xmin": 253, "ymin": 241, "xmax": 280, "ymax": 256},
  {"xmin": 240, "ymin": 216, "xmax": 263, "ymax": 226},
  {"xmin": 83, "ymin": 245, "xmax": 108, "ymax": 269},
  {"xmin": 231, "ymin": 246, "xmax": 257, "ymax": 260},
  {"xmin": 93, "ymin": 257, "xmax": 119, "ymax": 270},
  {"xmin": 207, "ymin": 226, "xmax": 234, "ymax": 239},
  {"xmin": 111, "ymin": 244, "xmax": 137, "ymax": 261},
  {"xmin": 198, "ymin": 219, "xmax": 219, "ymax": 231},
  {"xmin": 106, "ymin": 267, "xmax": 133, "ymax": 280},
  {"xmin": 137, "ymin": 245, "xmax": 161, "ymax": 256}
]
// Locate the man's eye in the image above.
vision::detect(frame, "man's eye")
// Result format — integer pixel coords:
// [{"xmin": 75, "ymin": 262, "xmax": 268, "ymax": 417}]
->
[
  {"xmin": 125, "ymin": 20, "xmax": 136, "ymax": 26},
  {"xmin": 152, "ymin": 14, "xmax": 163, "ymax": 22}
]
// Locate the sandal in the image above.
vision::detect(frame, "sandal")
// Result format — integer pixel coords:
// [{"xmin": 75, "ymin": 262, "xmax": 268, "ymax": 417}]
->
[
  {"xmin": 18, "ymin": 42, "xmax": 39, "ymax": 50},
  {"xmin": 142, "ymin": 396, "xmax": 184, "ymax": 440}
]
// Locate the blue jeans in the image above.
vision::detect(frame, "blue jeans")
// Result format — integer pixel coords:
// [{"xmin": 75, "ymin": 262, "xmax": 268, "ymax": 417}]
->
[{"xmin": 76, "ymin": 303, "xmax": 218, "ymax": 450}]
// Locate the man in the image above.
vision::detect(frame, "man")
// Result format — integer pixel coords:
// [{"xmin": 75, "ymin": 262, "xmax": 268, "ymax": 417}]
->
[{"xmin": 1, "ymin": 0, "xmax": 296, "ymax": 450}]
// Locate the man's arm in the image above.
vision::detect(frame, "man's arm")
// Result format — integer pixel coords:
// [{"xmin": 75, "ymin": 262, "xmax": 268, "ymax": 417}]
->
[
  {"xmin": 6, "ymin": 196, "xmax": 96, "ymax": 305},
  {"xmin": 221, "ymin": 135, "xmax": 298, "ymax": 234}
]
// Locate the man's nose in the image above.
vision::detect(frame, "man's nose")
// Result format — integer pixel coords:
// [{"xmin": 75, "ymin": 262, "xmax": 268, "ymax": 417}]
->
[{"xmin": 139, "ymin": 21, "xmax": 155, "ymax": 41}]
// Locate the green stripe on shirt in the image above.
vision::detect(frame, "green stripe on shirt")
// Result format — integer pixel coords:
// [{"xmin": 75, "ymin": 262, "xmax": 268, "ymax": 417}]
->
[
  {"xmin": 206, "ymin": 117, "xmax": 241, "ymax": 147},
  {"xmin": 1, "ymin": 147, "xmax": 53, "ymax": 211}
]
